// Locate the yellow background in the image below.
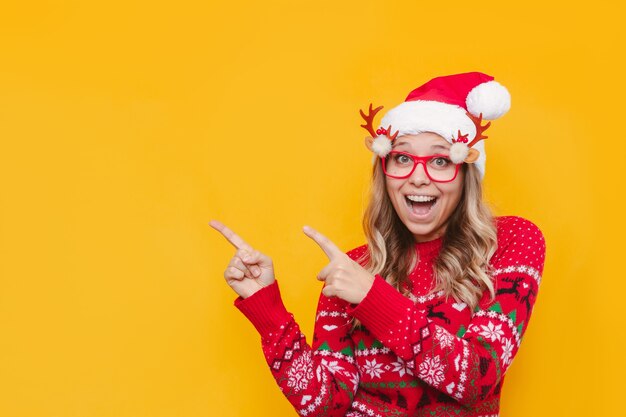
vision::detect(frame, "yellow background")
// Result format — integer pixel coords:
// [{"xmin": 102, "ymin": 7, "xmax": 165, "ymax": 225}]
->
[{"xmin": 0, "ymin": 1, "xmax": 623, "ymax": 416}]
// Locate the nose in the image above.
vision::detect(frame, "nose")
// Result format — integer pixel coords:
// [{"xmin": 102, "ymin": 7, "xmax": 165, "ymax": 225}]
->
[{"xmin": 408, "ymin": 161, "xmax": 431, "ymax": 185}]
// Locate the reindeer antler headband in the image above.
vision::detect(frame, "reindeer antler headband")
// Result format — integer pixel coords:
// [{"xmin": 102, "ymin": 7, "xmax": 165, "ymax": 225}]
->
[
  {"xmin": 359, "ymin": 72, "xmax": 511, "ymax": 179},
  {"xmin": 360, "ymin": 103, "xmax": 399, "ymax": 157}
]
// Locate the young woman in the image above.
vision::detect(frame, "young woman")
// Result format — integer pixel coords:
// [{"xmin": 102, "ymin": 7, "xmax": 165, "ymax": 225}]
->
[{"xmin": 210, "ymin": 72, "xmax": 546, "ymax": 417}]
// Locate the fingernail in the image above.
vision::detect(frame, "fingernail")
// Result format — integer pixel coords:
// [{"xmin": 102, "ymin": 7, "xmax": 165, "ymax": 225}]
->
[
  {"xmin": 253, "ymin": 267, "xmax": 261, "ymax": 277},
  {"xmin": 243, "ymin": 256, "xmax": 251, "ymax": 262}
]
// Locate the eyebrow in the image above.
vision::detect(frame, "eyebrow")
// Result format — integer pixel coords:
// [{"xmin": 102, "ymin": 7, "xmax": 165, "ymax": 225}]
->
[
  {"xmin": 393, "ymin": 142, "xmax": 450, "ymax": 151},
  {"xmin": 393, "ymin": 141, "xmax": 410, "ymax": 148}
]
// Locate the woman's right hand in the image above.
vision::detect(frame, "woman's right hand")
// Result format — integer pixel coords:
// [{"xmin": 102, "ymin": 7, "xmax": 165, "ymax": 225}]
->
[{"xmin": 209, "ymin": 220, "xmax": 275, "ymax": 299}]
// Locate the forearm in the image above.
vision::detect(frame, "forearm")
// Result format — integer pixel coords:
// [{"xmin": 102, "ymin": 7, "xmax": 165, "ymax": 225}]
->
[
  {"xmin": 235, "ymin": 280, "xmax": 358, "ymax": 416},
  {"xmin": 346, "ymin": 274, "xmax": 531, "ymax": 406}
]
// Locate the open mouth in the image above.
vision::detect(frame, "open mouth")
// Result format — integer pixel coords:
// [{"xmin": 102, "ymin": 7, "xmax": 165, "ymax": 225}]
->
[{"xmin": 405, "ymin": 195, "xmax": 438, "ymax": 218}]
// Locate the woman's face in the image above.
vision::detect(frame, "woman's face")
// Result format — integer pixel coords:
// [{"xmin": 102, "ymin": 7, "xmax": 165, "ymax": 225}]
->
[{"xmin": 384, "ymin": 132, "xmax": 465, "ymax": 242}]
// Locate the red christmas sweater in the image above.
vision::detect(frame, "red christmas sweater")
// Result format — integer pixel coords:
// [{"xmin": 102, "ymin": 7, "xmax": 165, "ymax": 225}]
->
[{"xmin": 234, "ymin": 216, "xmax": 546, "ymax": 417}]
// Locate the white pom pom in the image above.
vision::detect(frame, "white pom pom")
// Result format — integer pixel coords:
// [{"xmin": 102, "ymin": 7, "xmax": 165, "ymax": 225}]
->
[
  {"xmin": 371, "ymin": 135, "xmax": 392, "ymax": 157},
  {"xmin": 466, "ymin": 80, "xmax": 511, "ymax": 120},
  {"xmin": 449, "ymin": 142, "xmax": 469, "ymax": 164}
]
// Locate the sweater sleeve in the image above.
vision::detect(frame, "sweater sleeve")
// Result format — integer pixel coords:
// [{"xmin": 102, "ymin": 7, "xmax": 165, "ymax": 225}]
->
[
  {"xmin": 234, "ymin": 251, "xmax": 363, "ymax": 417},
  {"xmin": 346, "ymin": 216, "xmax": 546, "ymax": 406}
]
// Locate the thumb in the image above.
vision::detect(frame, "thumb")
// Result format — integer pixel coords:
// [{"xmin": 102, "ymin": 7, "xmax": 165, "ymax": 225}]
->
[{"xmin": 242, "ymin": 249, "xmax": 271, "ymax": 268}]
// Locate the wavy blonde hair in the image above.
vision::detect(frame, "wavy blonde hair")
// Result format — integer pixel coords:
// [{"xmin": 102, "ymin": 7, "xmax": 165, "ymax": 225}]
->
[{"xmin": 352, "ymin": 160, "xmax": 498, "ymax": 328}]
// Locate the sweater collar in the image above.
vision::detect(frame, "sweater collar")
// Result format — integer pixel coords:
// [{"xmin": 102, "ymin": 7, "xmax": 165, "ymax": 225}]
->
[{"xmin": 415, "ymin": 235, "xmax": 443, "ymax": 259}]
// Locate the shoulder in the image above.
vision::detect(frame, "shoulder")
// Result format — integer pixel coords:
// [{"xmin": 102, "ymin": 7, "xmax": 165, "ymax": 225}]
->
[
  {"xmin": 493, "ymin": 215, "xmax": 546, "ymax": 271},
  {"xmin": 495, "ymin": 215, "xmax": 545, "ymax": 246}
]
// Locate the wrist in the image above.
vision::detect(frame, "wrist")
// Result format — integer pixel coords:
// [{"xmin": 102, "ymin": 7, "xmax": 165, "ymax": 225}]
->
[
  {"xmin": 240, "ymin": 287, "xmax": 261, "ymax": 299},
  {"xmin": 238, "ymin": 279, "xmax": 275, "ymax": 299},
  {"xmin": 234, "ymin": 280, "xmax": 292, "ymax": 336},
  {"xmin": 356, "ymin": 273, "xmax": 376, "ymax": 304}
]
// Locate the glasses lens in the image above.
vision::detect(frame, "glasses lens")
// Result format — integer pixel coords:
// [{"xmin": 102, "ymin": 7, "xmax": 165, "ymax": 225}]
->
[
  {"xmin": 383, "ymin": 153, "xmax": 415, "ymax": 178},
  {"xmin": 426, "ymin": 156, "xmax": 457, "ymax": 182},
  {"xmin": 383, "ymin": 153, "xmax": 458, "ymax": 182}
]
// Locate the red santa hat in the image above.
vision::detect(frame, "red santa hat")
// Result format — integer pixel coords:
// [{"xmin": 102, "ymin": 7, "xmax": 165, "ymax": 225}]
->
[{"xmin": 360, "ymin": 72, "xmax": 511, "ymax": 179}]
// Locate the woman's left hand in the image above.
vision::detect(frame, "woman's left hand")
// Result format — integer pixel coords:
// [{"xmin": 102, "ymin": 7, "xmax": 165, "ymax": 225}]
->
[{"xmin": 303, "ymin": 225, "xmax": 375, "ymax": 304}]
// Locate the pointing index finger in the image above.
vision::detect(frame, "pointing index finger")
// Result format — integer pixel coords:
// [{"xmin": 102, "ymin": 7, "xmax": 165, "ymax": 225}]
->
[
  {"xmin": 303, "ymin": 225, "xmax": 342, "ymax": 260},
  {"xmin": 209, "ymin": 220, "xmax": 253, "ymax": 251}
]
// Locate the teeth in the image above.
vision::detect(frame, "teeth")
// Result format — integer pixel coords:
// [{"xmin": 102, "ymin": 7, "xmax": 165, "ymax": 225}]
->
[{"xmin": 406, "ymin": 195, "xmax": 436, "ymax": 202}]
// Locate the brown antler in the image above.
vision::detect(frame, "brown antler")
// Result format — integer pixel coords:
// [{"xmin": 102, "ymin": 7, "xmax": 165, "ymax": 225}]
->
[
  {"xmin": 466, "ymin": 112, "xmax": 491, "ymax": 148},
  {"xmin": 359, "ymin": 103, "xmax": 384, "ymax": 138},
  {"xmin": 384, "ymin": 124, "xmax": 399, "ymax": 141}
]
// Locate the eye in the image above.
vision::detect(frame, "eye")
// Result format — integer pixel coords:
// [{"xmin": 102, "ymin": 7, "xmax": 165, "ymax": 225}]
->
[
  {"xmin": 430, "ymin": 157, "xmax": 451, "ymax": 168},
  {"xmin": 393, "ymin": 154, "xmax": 412, "ymax": 165}
]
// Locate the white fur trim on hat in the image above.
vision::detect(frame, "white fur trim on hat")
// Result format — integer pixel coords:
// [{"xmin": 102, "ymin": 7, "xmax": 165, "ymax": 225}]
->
[
  {"xmin": 379, "ymin": 100, "xmax": 476, "ymax": 141},
  {"xmin": 466, "ymin": 80, "xmax": 511, "ymax": 120}
]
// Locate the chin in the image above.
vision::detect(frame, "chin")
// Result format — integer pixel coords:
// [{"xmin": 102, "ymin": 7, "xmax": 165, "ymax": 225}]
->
[{"xmin": 406, "ymin": 222, "xmax": 445, "ymax": 242}]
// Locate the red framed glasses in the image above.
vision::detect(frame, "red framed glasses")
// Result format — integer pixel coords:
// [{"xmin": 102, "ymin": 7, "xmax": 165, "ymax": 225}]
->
[{"xmin": 382, "ymin": 151, "xmax": 462, "ymax": 182}]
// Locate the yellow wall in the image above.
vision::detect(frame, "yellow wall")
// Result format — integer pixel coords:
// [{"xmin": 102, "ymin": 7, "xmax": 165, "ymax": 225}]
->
[{"xmin": 0, "ymin": 1, "xmax": 622, "ymax": 416}]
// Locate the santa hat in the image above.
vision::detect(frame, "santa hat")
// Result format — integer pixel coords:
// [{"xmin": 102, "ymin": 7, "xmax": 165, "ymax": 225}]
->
[{"xmin": 360, "ymin": 72, "xmax": 511, "ymax": 179}]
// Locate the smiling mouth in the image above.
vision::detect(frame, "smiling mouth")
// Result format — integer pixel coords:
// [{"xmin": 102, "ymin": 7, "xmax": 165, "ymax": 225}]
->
[{"xmin": 405, "ymin": 195, "xmax": 438, "ymax": 217}]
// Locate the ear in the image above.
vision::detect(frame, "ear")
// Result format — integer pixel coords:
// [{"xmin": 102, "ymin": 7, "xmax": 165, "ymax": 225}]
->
[
  {"xmin": 364, "ymin": 136, "xmax": 374, "ymax": 151},
  {"xmin": 464, "ymin": 148, "xmax": 480, "ymax": 163}
]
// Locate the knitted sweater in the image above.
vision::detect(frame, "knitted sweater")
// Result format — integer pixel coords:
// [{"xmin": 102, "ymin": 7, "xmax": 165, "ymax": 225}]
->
[{"xmin": 234, "ymin": 215, "xmax": 546, "ymax": 417}]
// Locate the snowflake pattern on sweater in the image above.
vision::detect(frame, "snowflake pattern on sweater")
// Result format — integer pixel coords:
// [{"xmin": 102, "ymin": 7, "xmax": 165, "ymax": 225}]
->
[{"xmin": 234, "ymin": 216, "xmax": 546, "ymax": 417}]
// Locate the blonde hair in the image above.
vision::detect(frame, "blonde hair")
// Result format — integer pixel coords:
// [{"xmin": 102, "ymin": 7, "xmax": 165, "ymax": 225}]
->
[{"xmin": 352, "ymin": 160, "xmax": 498, "ymax": 328}]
